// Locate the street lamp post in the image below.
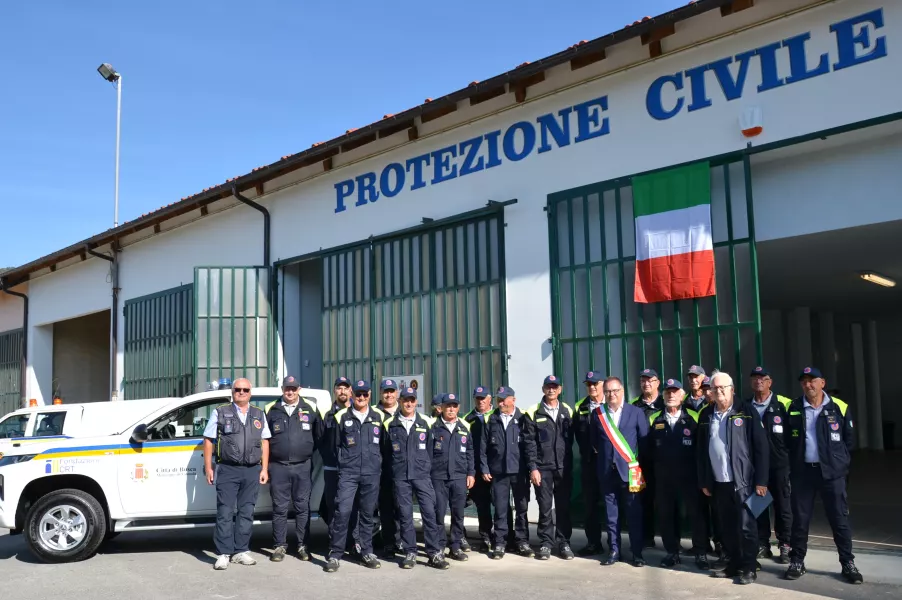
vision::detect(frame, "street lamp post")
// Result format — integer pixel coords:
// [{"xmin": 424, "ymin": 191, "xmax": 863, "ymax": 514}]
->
[{"xmin": 97, "ymin": 63, "xmax": 121, "ymax": 228}]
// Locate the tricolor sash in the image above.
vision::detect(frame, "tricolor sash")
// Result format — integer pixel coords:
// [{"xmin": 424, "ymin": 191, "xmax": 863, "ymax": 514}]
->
[{"xmin": 596, "ymin": 405, "xmax": 646, "ymax": 492}]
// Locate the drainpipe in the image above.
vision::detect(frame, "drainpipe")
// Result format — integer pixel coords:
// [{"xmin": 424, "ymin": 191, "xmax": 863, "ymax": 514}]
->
[
  {"xmin": 232, "ymin": 186, "xmax": 270, "ymax": 268},
  {"xmin": 1, "ymin": 277, "xmax": 28, "ymax": 408},
  {"xmin": 86, "ymin": 243, "xmax": 120, "ymax": 401}
]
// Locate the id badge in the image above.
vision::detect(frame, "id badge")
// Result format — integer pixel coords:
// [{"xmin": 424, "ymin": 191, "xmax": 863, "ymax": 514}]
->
[
  {"xmin": 272, "ymin": 421, "xmax": 283, "ymax": 433},
  {"xmin": 459, "ymin": 445, "xmax": 467, "ymax": 452},
  {"xmin": 302, "ymin": 423, "xmax": 311, "ymax": 430},
  {"xmin": 392, "ymin": 442, "xmax": 401, "ymax": 452},
  {"xmin": 831, "ymin": 432, "xmax": 841, "ymax": 442},
  {"xmin": 418, "ymin": 443, "xmax": 426, "ymax": 450},
  {"xmin": 223, "ymin": 419, "xmax": 234, "ymax": 434},
  {"xmin": 773, "ymin": 425, "xmax": 783, "ymax": 434},
  {"xmin": 346, "ymin": 435, "xmax": 357, "ymax": 447},
  {"xmin": 434, "ymin": 440, "xmax": 443, "ymax": 451}
]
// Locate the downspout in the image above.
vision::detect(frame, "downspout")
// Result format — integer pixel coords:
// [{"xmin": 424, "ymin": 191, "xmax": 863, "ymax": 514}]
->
[
  {"xmin": 232, "ymin": 186, "xmax": 270, "ymax": 268},
  {"xmin": 86, "ymin": 243, "xmax": 120, "ymax": 401},
  {"xmin": 1, "ymin": 277, "xmax": 28, "ymax": 408}
]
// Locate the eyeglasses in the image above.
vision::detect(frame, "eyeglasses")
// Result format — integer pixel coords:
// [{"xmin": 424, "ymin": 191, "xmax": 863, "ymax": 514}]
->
[
  {"xmin": 603, "ymin": 388, "xmax": 623, "ymax": 395},
  {"xmin": 233, "ymin": 388, "xmax": 250, "ymax": 394},
  {"xmin": 713, "ymin": 386, "xmax": 732, "ymax": 393},
  {"xmin": 354, "ymin": 392, "xmax": 369, "ymax": 397},
  {"xmin": 283, "ymin": 387, "xmax": 299, "ymax": 392}
]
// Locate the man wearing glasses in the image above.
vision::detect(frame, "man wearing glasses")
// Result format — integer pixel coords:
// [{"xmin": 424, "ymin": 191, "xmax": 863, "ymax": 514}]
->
[{"xmin": 203, "ymin": 378, "xmax": 271, "ymax": 570}]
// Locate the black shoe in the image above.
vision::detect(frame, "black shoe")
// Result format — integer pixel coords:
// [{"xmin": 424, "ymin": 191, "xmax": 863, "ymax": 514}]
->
[
  {"xmin": 578, "ymin": 543, "xmax": 603, "ymax": 556},
  {"xmin": 713, "ymin": 542, "xmax": 724, "ymax": 559},
  {"xmin": 517, "ymin": 543, "xmax": 535, "ymax": 558},
  {"xmin": 297, "ymin": 546, "xmax": 310, "ymax": 562},
  {"xmin": 842, "ymin": 561, "xmax": 864, "ymax": 584},
  {"xmin": 712, "ymin": 566, "xmax": 740, "ymax": 578},
  {"xmin": 270, "ymin": 546, "xmax": 286, "ymax": 562},
  {"xmin": 361, "ymin": 553, "xmax": 382, "ymax": 569},
  {"xmin": 460, "ymin": 538, "xmax": 471, "ymax": 552},
  {"xmin": 695, "ymin": 554, "xmax": 710, "ymax": 570},
  {"xmin": 776, "ymin": 544, "xmax": 791, "ymax": 564},
  {"xmin": 661, "ymin": 553, "xmax": 681, "ymax": 568},
  {"xmin": 536, "ymin": 545, "xmax": 552, "ymax": 560},
  {"xmin": 449, "ymin": 548, "xmax": 468, "ymax": 562},
  {"xmin": 785, "ymin": 562, "xmax": 806, "ymax": 580},
  {"xmin": 480, "ymin": 537, "xmax": 492, "ymax": 552},
  {"xmin": 492, "ymin": 544, "xmax": 505, "ymax": 560},
  {"xmin": 559, "ymin": 544, "xmax": 575, "ymax": 561},
  {"xmin": 757, "ymin": 544, "xmax": 773, "ymax": 559},
  {"xmin": 323, "ymin": 557, "xmax": 340, "ymax": 572},
  {"xmin": 633, "ymin": 555, "xmax": 647, "ymax": 567},
  {"xmin": 428, "ymin": 553, "xmax": 450, "ymax": 570},
  {"xmin": 401, "ymin": 552, "xmax": 417, "ymax": 569},
  {"xmin": 601, "ymin": 552, "xmax": 619, "ymax": 566},
  {"xmin": 738, "ymin": 570, "xmax": 757, "ymax": 585},
  {"xmin": 711, "ymin": 557, "xmax": 730, "ymax": 571}
]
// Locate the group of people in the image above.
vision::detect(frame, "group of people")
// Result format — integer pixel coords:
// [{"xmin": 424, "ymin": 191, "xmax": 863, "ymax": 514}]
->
[{"xmin": 201, "ymin": 365, "xmax": 864, "ymax": 586}]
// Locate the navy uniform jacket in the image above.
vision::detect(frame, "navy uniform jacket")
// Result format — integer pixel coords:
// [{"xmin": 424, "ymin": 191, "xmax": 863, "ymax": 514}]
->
[
  {"xmin": 589, "ymin": 402, "xmax": 648, "ymax": 483},
  {"xmin": 320, "ymin": 402, "xmax": 346, "ymax": 469},
  {"xmin": 647, "ymin": 408, "xmax": 699, "ymax": 481},
  {"xmin": 430, "ymin": 418, "xmax": 474, "ymax": 480},
  {"xmin": 463, "ymin": 409, "xmax": 492, "ymax": 474},
  {"xmin": 522, "ymin": 400, "xmax": 574, "ymax": 473},
  {"xmin": 696, "ymin": 403, "xmax": 769, "ymax": 491},
  {"xmin": 384, "ymin": 412, "xmax": 435, "ymax": 481},
  {"xmin": 574, "ymin": 396, "xmax": 601, "ymax": 461},
  {"xmin": 479, "ymin": 408, "xmax": 527, "ymax": 476},
  {"xmin": 786, "ymin": 395, "xmax": 854, "ymax": 480},
  {"xmin": 744, "ymin": 394, "xmax": 792, "ymax": 473},
  {"xmin": 332, "ymin": 407, "xmax": 385, "ymax": 477}
]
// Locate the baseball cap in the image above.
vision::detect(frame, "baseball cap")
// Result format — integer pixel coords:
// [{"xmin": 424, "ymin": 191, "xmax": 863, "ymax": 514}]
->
[
  {"xmin": 352, "ymin": 380, "xmax": 371, "ymax": 393},
  {"xmin": 584, "ymin": 370, "xmax": 603, "ymax": 383},
  {"xmin": 400, "ymin": 386, "xmax": 417, "ymax": 399},
  {"xmin": 282, "ymin": 375, "xmax": 300, "ymax": 388},
  {"xmin": 701, "ymin": 376, "xmax": 711, "ymax": 388},
  {"xmin": 431, "ymin": 393, "xmax": 444, "ymax": 407},
  {"xmin": 686, "ymin": 365, "xmax": 706, "ymax": 376},
  {"xmin": 334, "ymin": 376, "xmax": 351, "ymax": 387},
  {"xmin": 639, "ymin": 368, "xmax": 658, "ymax": 379},
  {"xmin": 799, "ymin": 366, "xmax": 824, "ymax": 380},
  {"xmin": 664, "ymin": 378, "xmax": 683, "ymax": 390},
  {"xmin": 495, "ymin": 386, "xmax": 515, "ymax": 399},
  {"xmin": 750, "ymin": 366, "xmax": 770, "ymax": 377},
  {"xmin": 543, "ymin": 375, "xmax": 561, "ymax": 386},
  {"xmin": 380, "ymin": 378, "xmax": 398, "ymax": 391},
  {"xmin": 441, "ymin": 392, "xmax": 460, "ymax": 405},
  {"xmin": 473, "ymin": 386, "xmax": 488, "ymax": 397}
]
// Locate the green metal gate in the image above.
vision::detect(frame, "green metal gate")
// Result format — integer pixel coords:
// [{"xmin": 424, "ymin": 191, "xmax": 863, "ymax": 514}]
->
[
  {"xmin": 0, "ymin": 329, "xmax": 23, "ymax": 414},
  {"xmin": 548, "ymin": 156, "xmax": 762, "ymax": 400},
  {"xmin": 123, "ymin": 285, "xmax": 194, "ymax": 399},
  {"xmin": 195, "ymin": 266, "xmax": 274, "ymax": 390},
  {"xmin": 322, "ymin": 210, "xmax": 508, "ymax": 413}
]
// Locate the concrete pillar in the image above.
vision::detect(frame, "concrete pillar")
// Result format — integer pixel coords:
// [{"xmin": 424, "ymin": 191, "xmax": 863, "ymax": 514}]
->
[
  {"xmin": 850, "ymin": 323, "xmax": 869, "ymax": 449},
  {"xmin": 26, "ymin": 323, "xmax": 53, "ymax": 407},
  {"xmin": 788, "ymin": 307, "xmax": 813, "ymax": 377},
  {"xmin": 866, "ymin": 320, "xmax": 884, "ymax": 450},
  {"xmin": 819, "ymin": 311, "xmax": 838, "ymax": 385},
  {"xmin": 114, "ymin": 303, "xmax": 125, "ymax": 401}
]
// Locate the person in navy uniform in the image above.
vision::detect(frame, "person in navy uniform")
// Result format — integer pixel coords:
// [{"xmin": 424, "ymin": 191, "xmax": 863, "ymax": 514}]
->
[
  {"xmin": 323, "ymin": 380, "xmax": 385, "ymax": 572},
  {"xmin": 202, "ymin": 378, "xmax": 271, "ymax": 570},
  {"xmin": 784, "ymin": 367, "xmax": 862, "ymax": 584},
  {"xmin": 648, "ymin": 379, "xmax": 709, "ymax": 570},
  {"xmin": 384, "ymin": 387, "xmax": 449, "ymax": 570},
  {"xmin": 479, "ymin": 386, "xmax": 533, "ymax": 559},
  {"xmin": 522, "ymin": 375, "xmax": 575, "ymax": 560},
  {"xmin": 573, "ymin": 370, "xmax": 605, "ymax": 556},
  {"xmin": 591, "ymin": 376, "xmax": 648, "ymax": 567},
  {"xmin": 264, "ymin": 375, "xmax": 323, "ymax": 562},
  {"xmin": 430, "ymin": 392, "xmax": 475, "ymax": 561},
  {"xmin": 629, "ymin": 368, "xmax": 663, "ymax": 549},
  {"xmin": 745, "ymin": 366, "xmax": 793, "ymax": 564},
  {"xmin": 374, "ymin": 378, "xmax": 402, "ymax": 557},
  {"xmin": 319, "ymin": 376, "xmax": 358, "ymax": 554},
  {"xmin": 697, "ymin": 371, "xmax": 769, "ymax": 585},
  {"xmin": 462, "ymin": 386, "xmax": 497, "ymax": 551}
]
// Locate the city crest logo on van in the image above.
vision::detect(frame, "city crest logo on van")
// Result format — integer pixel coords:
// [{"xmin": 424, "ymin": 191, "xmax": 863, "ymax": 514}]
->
[{"xmin": 130, "ymin": 463, "xmax": 150, "ymax": 483}]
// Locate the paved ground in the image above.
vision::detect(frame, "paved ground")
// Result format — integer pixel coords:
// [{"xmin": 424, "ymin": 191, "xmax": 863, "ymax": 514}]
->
[{"xmin": 2, "ymin": 523, "xmax": 900, "ymax": 600}]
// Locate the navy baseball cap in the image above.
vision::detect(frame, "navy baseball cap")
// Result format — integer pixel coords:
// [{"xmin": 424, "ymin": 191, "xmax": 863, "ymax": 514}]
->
[
  {"xmin": 282, "ymin": 375, "xmax": 300, "ymax": 388},
  {"xmin": 664, "ymin": 378, "xmax": 683, "ymax": 390},
  {"xmin": 431, "ymin": 393, "xmax": 444, "ymax": 407},
  {"xmin": 352, "ymin": 379, "xmax": 371, "ymax": 393},
  {"xmin": 799, "ymin": 366, "xmax": 824, "ymax": 380},
  {"xmin": 584, "ymin": 370, "xmax": 603, "ymax": 383},
  {"xmin": 473, "ymin": 385, "xmax": 488, "ymax": 397},
  {"xmin": 334, "ymin": 376, "xmax": 351, "ymax": 387},
  {"xmin": 543, "ymin": 375, "xmax": 561, "ymax": 386},
  {"xmin": 380, "ymin": 378, "xmax": 398, "ymax": 391},
  {"xmin": 686, "ymin": 365, "xmax": 706, "ymax": 376},
  {"xmin": 750, "ymin": 366, "xmax": 771, "ymax": 377},
  {"xmin": 441, "ymin": 392, "xmax": 460, "ymax": 405},
  {"xmin": 701, "ymin": 376, "xmax": 711, "ymax": 388},
  {"xmin": 400, "ymin": 386, "xmax": 417, "ymax": 399},
  {"xmin": 495, "ymin": 386, "xmax": 515, "ymax": 399},
  {"xmin": 639, "ymin": 368, "xmax": 658, "ymax": 379}
]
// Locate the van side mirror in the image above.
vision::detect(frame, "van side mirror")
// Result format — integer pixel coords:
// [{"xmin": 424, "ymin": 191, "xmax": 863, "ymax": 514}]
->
[{"xmin": 131, "ymin": 424, "xmax": 149, "ymax": 444}]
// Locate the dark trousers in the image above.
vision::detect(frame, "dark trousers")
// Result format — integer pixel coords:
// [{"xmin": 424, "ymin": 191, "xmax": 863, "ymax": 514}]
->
[
  {"xmin": 699, "ymin": 490, "xmax": 721, "ymax": 549},
  {"xmin": 269, "ymin": 460, "xmax": 312, "ymax": 548},
  {"xmin": 469, "ymin": 474, "xmax": 495, "ymax": 541},
  {"xmin": 433, "ymin": 477, "xmax": 467, "ymax": 550},
  {"xmin": 758, "ymin": 469, "xmax": 792, "ymax": 547},
  {"xmin": 580, "ymin": 458, "xmax": 603, "ymax": 546},
  {"xmin": 491, "ymin": 473, "xmax": 530, "ymax": 546},
  {"xmin": 322, "ymin": 469, "xmax": 359, "ymax": 549},
  {"xmin": 534, "ymin": 469, "xmax": 572, "ymax": 547},
  {"xmin": 600, "ymin": 467, "xmax": 643, "ymax": 557},
  {"xmin": 395, "ymin": 478, "xmax": 443, "ymax": 556},
  {"xmin": 790, "ymin": 466, "xmax": 854, "ymax": 564},
  {"xmin": 378, "ymin": 474, "xmax": 400, "ymax": 549},
  {"xmin": 656, "ymin": 475, "xmax": 705, "ymax": 555},
  {"xmin": 713, "ymin": 482, "xmax": 758, "ymax": 572},
  {"xmin": 214, "ymin": 463, "xmax": 261, "ymax": 556},
  {"xmin": 640, "ymin": 462, "xmax": 656, "ymax": 543},
  {"xmin": 328, "ymin": 472, "xmax": 380, "ymax": 559}
]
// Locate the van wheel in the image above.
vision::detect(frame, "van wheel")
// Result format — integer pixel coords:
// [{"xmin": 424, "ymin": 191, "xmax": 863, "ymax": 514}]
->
[{"xmin": 24, "ymin": 489, "xmax": 107, "ymax": 563}]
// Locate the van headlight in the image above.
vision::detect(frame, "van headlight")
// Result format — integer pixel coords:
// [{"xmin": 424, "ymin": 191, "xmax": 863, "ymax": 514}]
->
[{"xmin": 0, "ymin": 454, "xmax": 37, "ymax": 468}]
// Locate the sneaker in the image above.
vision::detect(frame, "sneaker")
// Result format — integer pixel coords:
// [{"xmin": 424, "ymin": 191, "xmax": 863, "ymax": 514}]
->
[
  {"xmin": 660, "ymin": 553, "xmax": 681, "ymax": 568},
  {"xmin": 578, "ymin": 542, "xmax": 603, "ymax": 556},
  {"xmin": 785, "ymin": 562, "xmax": 806, "ymax": 580},
  {"xmin": 449, "ymin": 548, "xmax": 468, "ymax": 562},
  {"xmin": 361, "ymin": 553, "xmax": 382, "ymax": 569},
  {"xmin": 323, "ymin": 557, "xmax": 340, "ymax": 573},
  {"xmin": 559, "ymin": 544, "xmax": 575, "ymax": 561},
  {"xmin": 712, "ymin": 566, "xmax": 740, "ymax": 579},
  {"xmin": 460, "ymin": 538, "xmax": 471, "ymax": 552},
  {"xmin": 270, "ymin": 546, "xmax": 286, "ymax": 563},
  {"xmin": 492, "ymin": 544, "xmax": 505, "ymax": 560},
  {"xmin": 738, "ymin": 570, "xmax": 757, "ymax": 585},
  {"xmin": 536, "ymin": 545, "xmax": 552, "ymax": 560},
  {"xmin": 297, "ymin": 546, "xmax": 310, "ymax": 562},
  {"xmin": 429, "ymin": 553, "xmax": 450, "ymax": 570},
  {"xmin": 841, "ymin": 561, "xmax": 864, "ymax": 584},
  {"xmin": 230, "ymin": 551, "xmax": 257, "ymax": 566},
  {"xmin": 695, "ymin": 554, "xmax": 710, "ymax": 570},
  {"xmin": 517, "ymin": 543, "xmax": 535, "ymax": 558},
  {"xmin": 776, "ymin": 544, "xmax": 791, "ymax": 564},
  {"xmin": 757, "ymin": 544, "xmax": 773, "ymax": 559},
  {"xmin": 401, "ymin": 552, "xmax": 417, "ymax": 569},
  {"xmin": 214, "ymin": 554, "xmax": 229, "ymax": 570}
]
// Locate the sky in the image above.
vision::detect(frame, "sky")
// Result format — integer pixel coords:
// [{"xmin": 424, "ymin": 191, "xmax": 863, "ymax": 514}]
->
[{"xmin": 0, "ymin": 0, "xmax": 684, "ymax": 268}]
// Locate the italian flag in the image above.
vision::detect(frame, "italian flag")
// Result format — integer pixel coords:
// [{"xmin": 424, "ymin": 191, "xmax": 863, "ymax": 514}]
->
[{"xmin": 633, "ymin": 162, "xmax": 716, "ymax": 303}]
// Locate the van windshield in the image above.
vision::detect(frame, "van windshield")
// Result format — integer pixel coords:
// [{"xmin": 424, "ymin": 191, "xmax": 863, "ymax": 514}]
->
[{"xmin": 0, "ymin": 414, "xmax": 29, "ymax": 439}]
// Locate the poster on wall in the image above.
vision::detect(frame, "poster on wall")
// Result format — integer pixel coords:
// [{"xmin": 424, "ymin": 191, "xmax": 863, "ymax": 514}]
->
[{"xmin": 383, "ymin": 373, "xmax": 427, "ymax": 414}]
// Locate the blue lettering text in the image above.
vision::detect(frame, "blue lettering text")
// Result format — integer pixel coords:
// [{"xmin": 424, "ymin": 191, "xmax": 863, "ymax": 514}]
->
[
  {"xmin": 573, "ymin": 96, "xmax": 609, "ymax": 142},
  {"xmin": 783, "ymin": 32, "xmax": 830, "ymax": 84},
  {"xmin": 430, "ymin": 145, "xmax": 458, "ymax": 184},
  {"xmin": 458, "ymin": 135, "xmax": 485, "ymax": 176},
  {"xmin": 379, "ymin": 163, "xmax": 405, "ymax": 198},
  {"xmin": 537, "ymin": 107, "xmax": 573, "ymax": 153},
  {"xmin": 646, "ymin": 73, "xmax": 684, "ymax": 120},
  {"xmin": 355, "ymin": 173, "xmax": 379, "ymax": 206},
  {"xmin": 406, "ymin": 153, "xmax": 431, "ymax": 190},
  {"xmin": 831, "ymin": 8, "xmax": 887, "ymax": 71},
  {"xmin": 334, "ymin": 179, "xmax": 354, "ymax": 214}
]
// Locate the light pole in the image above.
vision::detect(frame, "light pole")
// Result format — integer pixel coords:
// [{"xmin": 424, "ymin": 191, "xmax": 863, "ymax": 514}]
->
[{"xmin": 97, "ymin": 63, "xmax": 121, "ymax": 228}]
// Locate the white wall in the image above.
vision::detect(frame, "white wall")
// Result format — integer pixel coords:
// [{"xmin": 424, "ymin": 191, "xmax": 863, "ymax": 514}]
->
[{"xmin": 0, "ymin": 285, "xmax": 25, "ymax": 333}]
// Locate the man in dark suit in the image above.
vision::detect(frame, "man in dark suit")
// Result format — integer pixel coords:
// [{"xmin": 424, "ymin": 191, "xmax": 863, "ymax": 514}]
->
[{"xmin": 590, "ymin": 376, "xmax": 649, "ymax": 567}]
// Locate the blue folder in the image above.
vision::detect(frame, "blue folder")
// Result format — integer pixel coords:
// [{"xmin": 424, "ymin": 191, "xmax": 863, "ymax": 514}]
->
[{"xmin": 744, "ymin": 489, "xmax": 774, "ymax": 518}]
